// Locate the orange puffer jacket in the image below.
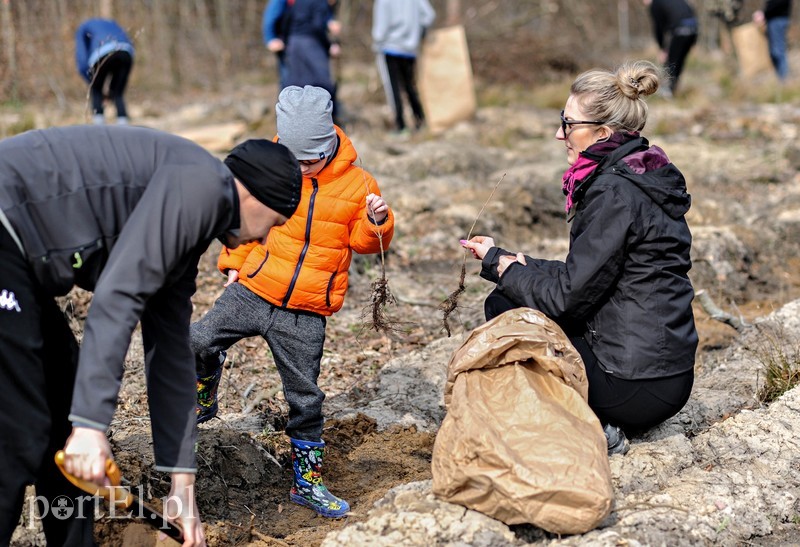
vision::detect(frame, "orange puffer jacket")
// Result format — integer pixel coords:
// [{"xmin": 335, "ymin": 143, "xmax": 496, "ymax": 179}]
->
[{"xmin": 218, "ymin": 126, "xmax": 394, "ymax": 316}]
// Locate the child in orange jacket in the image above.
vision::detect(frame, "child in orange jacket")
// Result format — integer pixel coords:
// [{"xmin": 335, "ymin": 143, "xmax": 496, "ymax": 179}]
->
[{"xmin": 190, "ymin": 85, "xmax": 394, "ymax": 518}]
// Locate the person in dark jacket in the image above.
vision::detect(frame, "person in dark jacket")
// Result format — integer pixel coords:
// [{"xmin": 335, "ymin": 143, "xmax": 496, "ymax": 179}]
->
[
  {"xmin": 0, "ymin": 125, "xmax": 301, "ymax": 546},
  {"xmin": 642, "ymin": 0, "xmax": 698, "ymax": 97},
  {"xmin": 282, "ymin": 0, "xmax": 342, "ymax": 121},
  {"xmin": 75, "ymin": 18, "xmax": 135, "ymax": 124},
  {"xmin": 462, "ymin": 60, "xmax": 698, "ymax": 456},
  {"xmin": 753, "ymin": 0, "xmax": 793, "ymax": 80}
]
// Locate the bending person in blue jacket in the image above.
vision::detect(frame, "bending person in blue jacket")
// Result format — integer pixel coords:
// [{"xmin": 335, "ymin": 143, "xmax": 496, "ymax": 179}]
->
[{"xmin": 75, "ymin": 18, "xmax": 135, "ymax": 124}]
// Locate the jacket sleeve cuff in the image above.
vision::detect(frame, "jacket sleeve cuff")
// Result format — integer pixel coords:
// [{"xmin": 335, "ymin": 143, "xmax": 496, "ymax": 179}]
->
[
  {"xmin": 154, "ymin": 465, "xmax": 197, "ymax": 474},
  {"xmin": 480, "ymin": 247, "xmax": 508, "ymax": 283},
  {"xmin": 368, "ymin": 214, "xmax": 389, "ymax": 226},
  {"xmin": 69, "ymin": 414, "xmax": 108, "ymax": 432}
]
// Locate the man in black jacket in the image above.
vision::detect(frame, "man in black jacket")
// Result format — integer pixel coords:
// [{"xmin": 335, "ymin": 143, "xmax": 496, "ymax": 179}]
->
[
  {"xmin": 0, "ymin": 125, "xmax": 301, "ymax": 546},
  {"xmin": 643, "ymin": 0, "xmax": 699, "ymax": 97}
]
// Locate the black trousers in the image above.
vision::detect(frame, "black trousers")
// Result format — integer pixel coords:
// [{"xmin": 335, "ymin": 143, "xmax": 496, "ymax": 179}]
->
[
  {"xmin": 384, "ymin": 53, "xmax": 425, "ymax": 131},
  {"xmin": 665, "ymin": 31, "xmax": 697, "ymax": 93},
  {"xmin": 89, "ymin": 50, "xmax": 133, "ymax": 118},
  {"xmin": 484, "ymin": 288, "xmax": 693, "ymax": 433},
  {"xmin": 0, "ymin": 224, "xmax": 95, "ymax": 546}
]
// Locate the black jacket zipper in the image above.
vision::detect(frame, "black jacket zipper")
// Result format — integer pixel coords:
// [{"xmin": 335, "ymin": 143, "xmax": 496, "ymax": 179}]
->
[{"xmin": 282, "ymin": 178, "xmax": 318, "ymax": 307}]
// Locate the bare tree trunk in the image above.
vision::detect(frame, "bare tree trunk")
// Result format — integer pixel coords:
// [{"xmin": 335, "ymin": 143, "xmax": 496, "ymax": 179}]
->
[
  {"xmin": 446, "ymin": 0, "xmax": 461, "ymax": 26},
  {"xmin": 216, "ymin": 0, "xmax": 231, "ymax": 72},
  {"xmin": 99, "ymin": 0, "xmax": 112, "ymax": 19},
  {"xmin": 618, "ymin": 0, "xmax": 630, "ymax": 50},
  {"xmin": 1, "ymin": 0, "xmax": 17, "ymax": 102}
]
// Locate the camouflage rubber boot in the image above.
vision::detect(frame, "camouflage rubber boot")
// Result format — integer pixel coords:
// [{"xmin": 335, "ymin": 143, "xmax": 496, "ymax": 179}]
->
[
  {"xmin": 289, "ymin": 438, "xmax": 350, "ymax": 518},
  {"xmin": 196, "ymin": 351, "xmax": 226, "ymax": 424}
]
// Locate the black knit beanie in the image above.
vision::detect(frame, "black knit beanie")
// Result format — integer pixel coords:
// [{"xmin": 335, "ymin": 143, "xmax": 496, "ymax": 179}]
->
[{"xmin": 224, "ymin": 139, "xmax": 302, "ymax": 218}]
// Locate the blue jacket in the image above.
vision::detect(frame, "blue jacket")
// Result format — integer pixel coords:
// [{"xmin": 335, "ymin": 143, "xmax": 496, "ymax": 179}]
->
[
  {"xmin": 75, "ymin": 18, "xmax": 134, "ymax": 82},
  {"xmin": 262, "ymin": 0, "xmax": 288, "ymax": 43}
]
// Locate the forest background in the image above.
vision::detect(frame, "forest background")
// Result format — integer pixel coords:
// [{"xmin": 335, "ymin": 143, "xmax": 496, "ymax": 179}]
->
[{"xmin": 0, "ymin": 0, "xmax": 784, "ymax": 116}]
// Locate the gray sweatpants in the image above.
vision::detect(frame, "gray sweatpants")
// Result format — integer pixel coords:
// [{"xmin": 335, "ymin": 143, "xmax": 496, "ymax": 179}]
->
[{"xmin": 190, "ymin": 282, "xmax": 327, "ymax": 441}]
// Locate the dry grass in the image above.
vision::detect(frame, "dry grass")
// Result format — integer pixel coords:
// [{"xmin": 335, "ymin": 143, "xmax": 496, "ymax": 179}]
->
[{"xmin": 750, "ymin": 323, "xmax": 800, "ymax": 404}]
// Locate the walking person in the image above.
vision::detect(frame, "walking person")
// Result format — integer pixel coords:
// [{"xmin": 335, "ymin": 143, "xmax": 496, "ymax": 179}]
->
[
  {"xmin": 753, "ymin": 0, "xmax": 793, "ymax": 80},
  {"xmin": 191, "ymin": 85, "xmax": 394, "ymax": 519},
  {"xmin": 462, "ymin": 60, "xmax": 698, "ymax": 456},
  {"xmin": 642, "ymin": 0, "xmax": 699, "ymax": 97},
  {"xmin": 75, "ymin": 18, "xmax": 135, "ymax": 124},
  {"xmin": 372, "ymin": 0, "xmax": 436, "ymax": 134},
  {"xmin": 0, "ymin": 125, "xmax": 301, "ymax": 546}
]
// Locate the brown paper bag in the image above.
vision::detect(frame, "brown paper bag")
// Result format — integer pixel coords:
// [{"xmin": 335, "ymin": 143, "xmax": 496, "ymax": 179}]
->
[
  {"xmin": 418, "ymin": 25, "xmax": 477, "ymax": 133},
  {"xmin": 731, "ymin": 22, "xmax": 773, "ymax": 78},
  {"xmin": 431, "ymin": 308, "xmax": 613, "ymax": 535}
]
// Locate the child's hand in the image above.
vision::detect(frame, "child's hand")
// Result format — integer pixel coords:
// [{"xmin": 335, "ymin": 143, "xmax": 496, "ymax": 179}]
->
[
  {"xmin": 366, "ymin": 193, "xmax": 388, "ymax": 223},
  {"xmin": 460, "ymin": 236, "xmax": 495, "ymax": 260},
  {"xmin": 224, "ymin": 269, "xmax": 239, "ymax": 287}
]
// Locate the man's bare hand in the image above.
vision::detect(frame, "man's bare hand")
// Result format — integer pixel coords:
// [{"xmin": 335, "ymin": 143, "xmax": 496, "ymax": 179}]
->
[
  {"xmin": 224, "ymin": 269, "xmax": 239, "ymax": 287},
  {"xmin": 163, "ymin": 473, "xmax": 206, "ymax": 547},
  {"xmin": 62, "ymin": 427, "xmax": 113, "ymax": 485}
]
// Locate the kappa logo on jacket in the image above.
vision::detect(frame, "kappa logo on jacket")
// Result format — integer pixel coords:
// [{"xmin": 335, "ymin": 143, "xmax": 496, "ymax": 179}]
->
[{"xmin": 0, "ymin": 289, "xmax": 21, "ymax": 312}]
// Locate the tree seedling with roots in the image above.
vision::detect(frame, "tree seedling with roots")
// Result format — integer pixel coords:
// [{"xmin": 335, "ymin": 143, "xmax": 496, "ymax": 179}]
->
[
  {"xmin": 440, "ymin": 173, "xmax": 506, "ymax": 336},
  {"xmin": 360, "ymin": 164, "xmax": 397, "ymax": 333}
]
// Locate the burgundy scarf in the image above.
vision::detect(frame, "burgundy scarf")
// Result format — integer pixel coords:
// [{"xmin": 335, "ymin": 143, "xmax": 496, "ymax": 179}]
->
[{"xmin": 561, "ymin": 132, "xmax": 639, "ymax": 213}]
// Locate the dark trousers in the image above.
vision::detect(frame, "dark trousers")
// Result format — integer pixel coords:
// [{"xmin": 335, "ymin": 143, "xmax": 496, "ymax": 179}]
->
[
  {"xmin": 0, "ymin": 225, "xmax": 95, "ymax": 546},
  {"xmin": 665, "ymin": 31, "xmax": 697, "ymax": 93},
  {"xmin": 89, "ymin": 50, "xmax": 133, "ymax": 118},
  {"xmin": 484, "ymin": 288, "xmax": 693, "ymax": 433},
  {"xmin": 190, "ymin": 282, "xmax": 327, "ymax": 441},
  {"xmin": 384, "ymin": 53, "xmax": 425, "ymax": 131}
]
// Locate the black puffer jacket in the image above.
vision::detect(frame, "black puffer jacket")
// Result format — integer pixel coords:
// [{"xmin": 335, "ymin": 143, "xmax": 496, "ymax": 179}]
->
[{"xmin": 481, "ymin": 136, "xmax": 698, "ymax": 380}]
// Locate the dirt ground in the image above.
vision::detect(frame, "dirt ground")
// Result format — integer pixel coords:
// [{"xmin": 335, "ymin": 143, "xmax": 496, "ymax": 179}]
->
[{"xmin": 7, "ymin": 30, "xmax": 800, "ymax": 547}]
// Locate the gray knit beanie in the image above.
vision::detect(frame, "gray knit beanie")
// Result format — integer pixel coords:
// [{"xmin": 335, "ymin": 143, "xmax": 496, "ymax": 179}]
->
[{"xmin": 276, "ymin": 85, "xmax": 337, "ymax": 161}]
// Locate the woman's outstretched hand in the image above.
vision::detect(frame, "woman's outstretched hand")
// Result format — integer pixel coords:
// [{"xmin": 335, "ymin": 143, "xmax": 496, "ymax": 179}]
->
[{"xmin": 460, "ymin": 236, "xmax": 495, "ymax": 260}]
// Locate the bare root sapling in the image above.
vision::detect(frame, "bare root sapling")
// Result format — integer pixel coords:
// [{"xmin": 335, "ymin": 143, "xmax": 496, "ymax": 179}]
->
[
  {"xmin": 440, "ymin": 173, "xmax": 506, "ymax": 336},
  {"xmin": 359, "ymin": 162, "xmax": 398, "ymax": 333}
]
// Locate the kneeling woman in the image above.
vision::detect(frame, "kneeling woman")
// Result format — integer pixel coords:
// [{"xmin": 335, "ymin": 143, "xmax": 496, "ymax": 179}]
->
[{"xmin": 462, "ymin": 60, "xmax": 697, "ymax": 455}]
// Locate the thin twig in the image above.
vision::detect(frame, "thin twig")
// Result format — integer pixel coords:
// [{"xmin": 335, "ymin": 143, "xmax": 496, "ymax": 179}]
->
[{"xmin": 439, "ymin": 173, "xmax": 506, "ymax": 336}]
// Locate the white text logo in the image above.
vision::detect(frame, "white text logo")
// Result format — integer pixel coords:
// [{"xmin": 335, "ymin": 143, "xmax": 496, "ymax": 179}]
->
[{"xmin": 0, "ymin": 289, "xmax": 21, "ymax": 312}]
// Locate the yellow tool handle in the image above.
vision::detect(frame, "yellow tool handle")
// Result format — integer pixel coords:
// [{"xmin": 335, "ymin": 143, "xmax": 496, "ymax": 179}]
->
[{"xmin": 54, "ymin": 450, "xmax": 134, "ymax": 510}]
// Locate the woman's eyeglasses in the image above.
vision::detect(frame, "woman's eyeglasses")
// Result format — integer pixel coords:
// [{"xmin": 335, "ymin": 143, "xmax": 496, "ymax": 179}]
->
[{"xmin": 560, "ymin": 110, "xmax": 605, "ymax": 136}]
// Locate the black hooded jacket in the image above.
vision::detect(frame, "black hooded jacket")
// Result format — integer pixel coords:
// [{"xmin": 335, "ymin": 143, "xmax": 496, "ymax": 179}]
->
[{"xmin": 481, "ymin": 136, "xmax": 698, "ymax": 380}]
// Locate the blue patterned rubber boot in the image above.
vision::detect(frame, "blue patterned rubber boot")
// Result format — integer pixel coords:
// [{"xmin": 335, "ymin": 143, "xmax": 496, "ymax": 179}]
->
[
  {"xmin": 289, "ymin": 438, "xmax": 350, "ymax": 518},
  {"xmin": 196, "ymin": 351, "xmax": 226, "ymax": 424}
]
